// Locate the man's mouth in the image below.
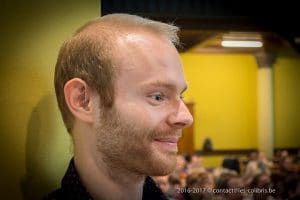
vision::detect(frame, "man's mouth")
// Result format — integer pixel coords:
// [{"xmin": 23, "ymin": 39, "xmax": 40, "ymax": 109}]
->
[
  {"xmin": 153, "ymin": 137, "xmax": 179, "ymax": 151},
  {"xmin": 154, "ymin": 137, "xmax": 179, "ymax": 143}
]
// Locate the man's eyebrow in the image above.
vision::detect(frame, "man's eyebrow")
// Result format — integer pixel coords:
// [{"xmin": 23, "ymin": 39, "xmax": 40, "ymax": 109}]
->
[{"xmin": 144, "ymin": 81, "xmax": 188, "ymax": 94}]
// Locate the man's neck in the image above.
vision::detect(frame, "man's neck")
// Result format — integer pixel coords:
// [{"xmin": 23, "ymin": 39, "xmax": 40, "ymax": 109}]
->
[{"xmin": 73, "ymin": 132, "xmax": 145, "ymax": 200}]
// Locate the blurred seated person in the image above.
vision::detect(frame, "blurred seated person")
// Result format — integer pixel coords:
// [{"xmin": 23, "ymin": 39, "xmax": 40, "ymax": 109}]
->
[
  {"xmin": 250, "ymin": 173, "xmax": 274, "ymax": 200},
  {"xmin": 225, "ymin": 176, "xmax": 246, "ymax": 200},
  {"xmin": 214, "ymin": 173, "xmax": 246, "ymax": 200},
  {"xmin": 187, "ymin": 154, "xmax": 205, "ymax": 174},
  {"xmin": 222, "ymin": 157, "xmax": 241, "ymax": 174},
  {"xmin": 283, "ymin": 173, "xmax": 300, "ymax": 200},
  {"xmin": 244, "ymin": 151, "xmax": 272, "ymax": 185},
  {"xmin": 278, "ymin": 156, "xmax": 298, "ymax": 175},
  {"xmin": 213, "ymin": 166, "xmax": 238, "ymax": 184}
]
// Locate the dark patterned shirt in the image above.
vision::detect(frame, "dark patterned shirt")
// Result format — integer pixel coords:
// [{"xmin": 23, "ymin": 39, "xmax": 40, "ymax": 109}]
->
[{"xmin": 44, "ymin": 159, "xmax": 168, "ymax": 200}]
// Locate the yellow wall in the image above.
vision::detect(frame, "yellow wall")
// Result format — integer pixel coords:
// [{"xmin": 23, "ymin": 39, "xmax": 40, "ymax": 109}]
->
[
  {"xmin": 181, "ymin": 53, "xmax": 258, "ymax": 150},
  {"xmin": 0, "ymin": 1, "xmax": 99, "ymax": 199},
  {"xmin": 181, "ymin": 52, "xmax": 300, "ymax": 167},
  {"xmin": 274, "ymin": 56, "xmax": 300, "ymax": 148}
]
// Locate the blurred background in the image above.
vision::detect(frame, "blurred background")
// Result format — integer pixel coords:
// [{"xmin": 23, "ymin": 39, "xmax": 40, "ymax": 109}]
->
[{"xmin": 0, "ymin": 0, "xmax": 299, "ymax": 199}]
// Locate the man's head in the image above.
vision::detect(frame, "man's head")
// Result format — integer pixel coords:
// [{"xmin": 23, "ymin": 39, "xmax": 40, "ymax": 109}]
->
[
  {"xmin": 54, "ymin": 14, "xmax": 193, "ymax": 176},
  {"xmin": 55, "ymin": 14, "xmax": 180, "ymax": 133}
]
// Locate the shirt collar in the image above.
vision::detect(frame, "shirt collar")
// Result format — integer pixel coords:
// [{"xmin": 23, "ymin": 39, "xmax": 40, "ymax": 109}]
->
[{"xmin": 60, "ymin": 159, "xmax": 167, "ymax": 200}]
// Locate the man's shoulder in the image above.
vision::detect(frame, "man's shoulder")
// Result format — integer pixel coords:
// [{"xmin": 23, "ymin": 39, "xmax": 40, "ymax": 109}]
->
[
  {"xmin": 44, "ymin": 159, "xmax": 93, "ymax": 200},
  {"xmin": 43, "ymin": 189, "xmax": 65, "ymax": 200}
]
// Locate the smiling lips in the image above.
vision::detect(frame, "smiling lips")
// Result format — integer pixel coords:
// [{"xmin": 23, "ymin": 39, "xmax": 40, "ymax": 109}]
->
[
  {"xmin": 153, "ymin": 137, "xmax": 179, "ymax": 151},
  {"xmin": 154, "ymin": 137, "xmax": 179, "ymax": 143}
]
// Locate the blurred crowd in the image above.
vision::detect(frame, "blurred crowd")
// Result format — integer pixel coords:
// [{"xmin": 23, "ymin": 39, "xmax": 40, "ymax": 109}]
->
[{"xmin": 152, "ymin": 149, "xmax": 300, "ymax": 200}]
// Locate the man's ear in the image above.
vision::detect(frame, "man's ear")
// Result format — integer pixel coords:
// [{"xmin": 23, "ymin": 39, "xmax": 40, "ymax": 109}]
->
[{"xmin": 64, "ymin": 78, "xmax": 95, "ymax": 124}]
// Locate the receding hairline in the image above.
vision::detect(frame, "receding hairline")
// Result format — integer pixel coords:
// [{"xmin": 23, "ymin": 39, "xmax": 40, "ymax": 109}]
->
[{"xmin": 73, "ymin": 13, "xmax": 180, "ymax": 47}]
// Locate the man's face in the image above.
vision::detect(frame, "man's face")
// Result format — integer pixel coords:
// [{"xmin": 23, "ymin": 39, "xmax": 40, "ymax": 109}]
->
[{"xmin": 95, "ymin": 31, "xmax": 193, "ymax": 176}]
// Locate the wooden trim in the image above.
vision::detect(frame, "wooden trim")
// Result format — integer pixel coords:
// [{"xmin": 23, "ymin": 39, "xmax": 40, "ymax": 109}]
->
[
  {"xmin": 274, "ymin": 148, "xmax": 299, "ymax": 155},
  {"xmin": 195, "ymin": 149, "xmax": 257, "ymax": 156},
  {"xmin": 194, "ymin": 148, "xmax": 299, "ymax": 156}
]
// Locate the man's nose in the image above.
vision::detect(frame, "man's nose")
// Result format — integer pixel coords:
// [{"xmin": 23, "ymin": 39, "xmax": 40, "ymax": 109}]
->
[{"xmin": 167, "ymin": 101, "xmax": 193, "ymax": 129}]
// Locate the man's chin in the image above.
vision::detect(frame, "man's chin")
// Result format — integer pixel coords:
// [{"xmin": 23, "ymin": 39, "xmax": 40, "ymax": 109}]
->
[
  {"xmin": 148, "ymin": 168, "xmax": 176, "ymax": 176},
  {"xmin": 147, "ymin": 151, "xmax": 177, "ymax": 176}
]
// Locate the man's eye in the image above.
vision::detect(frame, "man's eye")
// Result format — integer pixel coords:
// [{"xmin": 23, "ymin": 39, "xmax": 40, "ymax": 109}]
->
[
  {"xmin": 150, "ymin": 93, "xmax": 165, "ymax": 102},
  {"xmin": 153, "ymin": 94, "xmax": 164, "ymax": 101}
]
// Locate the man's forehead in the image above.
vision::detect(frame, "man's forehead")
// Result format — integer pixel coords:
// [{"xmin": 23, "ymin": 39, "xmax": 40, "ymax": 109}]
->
[
  {"xmin": 141, "ymin": 80, "xmax": 188, "ymax": 93},
  {"xmin": 109, "ymin": 31, "xmax": 185, "ymax": 89},
  {"xmin": 115, "ymin": 31, "xmax": 169, "ymax": 51},
  {"xmin": 113, "ymin": 31, "xmax": 179, "ymax": 65}
]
